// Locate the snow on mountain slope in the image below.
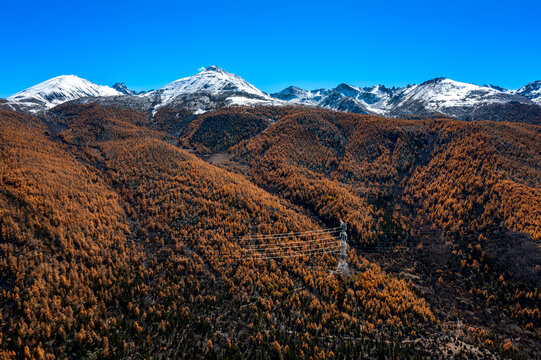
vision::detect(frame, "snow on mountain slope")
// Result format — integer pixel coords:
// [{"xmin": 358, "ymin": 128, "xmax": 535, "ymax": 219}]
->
[
  {"xmin": 273, "ymin": 77, "xmax": 535, "ymax": 119},
  {"xmin": 387, "ymin": 78, "xmax": 531, "ymax": 119},
  {"xmin": 318, "ymin": 91, "xmax": 370, "ymax": 114},
  {"xmin": 5, "ymin": 67, "xmax": 282, "ymax": 115},
  {"xmin": 112, "ymin": 82, "xmax": 135, "ymax": 95},
  {"xmin": 64, "ymin": 66, "xmax": 284, "ymax": 115},
  {"xmin": 515, "ymin": 81, "xmax": 541, "ymax": 105},
  {"xmin": 147, "ymin": 66, "xmax": 276, "ymax": 110},
  {"xmin": 392, "ymin": 78, "xmax": 516, "ymax": 109},
  {"xmin": 331, "ymin": 83, "xmax": 399, "ymax": 114},
  {"xmin": 272, "ymin": 83, "xmax": 397, "ymax": 114},
  {"xmin": 271, "ymin": 86, "xmax": 328, "ymax": 105},
  {"xmin": 7, "ymin": 75, "xmax": 121, "ymax": 113}
]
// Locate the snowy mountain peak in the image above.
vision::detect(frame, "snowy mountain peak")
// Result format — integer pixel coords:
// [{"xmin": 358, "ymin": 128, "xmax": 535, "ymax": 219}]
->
[
  {"xmin": 417, "ymin": 77, "xmax": 492, "ymax": 91},
  {"xmin": 484, "ymin": 84, "xmax": 509, "ymax": 92},
  {"xmin": 419, "ymin": 77, "xmax": 448, "ymax": 85},
  {"xmin": 271, "ymin": 86, "xmax": 328, "ymax": 105},
  {"xmin": 7, "ymin": 75, "xmax": 121, "ymax": 113},
  {"xmin": 148, "ymin": 66, "xmax": 273, "ymax": 109},
  {"xmin": 516, "ymin": 80, "xmax": 541, "ymax": 104},
  {"xmin": 112, "ymin": 82, "xmax": 135, "ymax": 95},
  {"xmin": 335, "ymin": 83, "xmax": 357, "ymax": 90},
  {"xmin": 202, "ymin": 65, "xmax": 228, "ymax": 74},
  {"xmin": 271, "ymin": 86, "xmax": 309, "ymax": 100},
  {"xmin": 163, "ymin": 66, "xmax": 267, "ymax": 96},
  {"xmin": 334, "ymin": 83, "xmax": 362, "ymax": 98},
  {"xmin": 386, "ymin": 77, "xmax": 529, "ymax": 118}
]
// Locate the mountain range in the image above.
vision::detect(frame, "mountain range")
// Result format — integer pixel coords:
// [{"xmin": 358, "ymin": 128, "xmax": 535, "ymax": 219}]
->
[
  {"xmin": 272, "ymin": 78, "xmax": 541, "ymax": 117},
  {"xmin": 2, "ymin": 66, "xmax": 541, "ymax": 123}
]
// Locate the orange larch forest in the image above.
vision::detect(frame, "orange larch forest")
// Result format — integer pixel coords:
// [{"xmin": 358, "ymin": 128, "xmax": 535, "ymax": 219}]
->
[{"xmin": 0, "ymin": 103, "xmax": 540, "ymax": 359}]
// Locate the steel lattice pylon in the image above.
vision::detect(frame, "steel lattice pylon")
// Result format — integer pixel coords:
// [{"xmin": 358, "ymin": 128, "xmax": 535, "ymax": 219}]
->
[{"xmin": 336, "ymin": 221, "xmax": 349, "ymax": 273}]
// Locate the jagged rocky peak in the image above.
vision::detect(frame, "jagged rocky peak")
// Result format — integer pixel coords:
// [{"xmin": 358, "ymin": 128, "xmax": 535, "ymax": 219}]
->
[
  {"xmin": 271, "ymin": 86, "xmax": 327, "ymax": 105},
  {"xmin": 333, "ymin": 83, "xmax": 361, "ymax": 96},
  {"xmin": 203, "ymin": 65, "xmax": 228, "ymax": 74},
  {"xmin": 368, "ymin": 84, "xmax": 397, "ymax": 94},
  {"xmin": 516, "ymin": 80, "xmax": 541, "ymax": 104},
  {"xmin": 485, "ymin": 84, "xmax": 509, "ymax": 92},
  {"xmin": 272, "ymin": 86, "xmax": 312, "ymax": 100},
  {"xmin": 419, "ymin": 77, "xmax": 448, "ymax": 86},
  {"xmin": 112, "ymin": 82, "xmax": 135, "ymax": 95}
]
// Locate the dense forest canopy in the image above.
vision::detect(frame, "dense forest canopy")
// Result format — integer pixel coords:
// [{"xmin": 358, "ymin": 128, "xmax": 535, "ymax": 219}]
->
[{"xmin": 1, "ymin": 103, "xmax": 540, "ymax": 359}]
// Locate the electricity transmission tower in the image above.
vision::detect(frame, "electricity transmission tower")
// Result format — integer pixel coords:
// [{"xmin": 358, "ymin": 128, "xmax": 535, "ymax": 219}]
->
[{"xmin": 336, "ymin": 221, "xmax": 349, "ymax": 273}]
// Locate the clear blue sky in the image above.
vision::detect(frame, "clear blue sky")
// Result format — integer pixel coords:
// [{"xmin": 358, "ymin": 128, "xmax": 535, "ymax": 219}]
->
[{"xmin": 1, "ymin": 0, "xmax": 540, "ymax": 97}]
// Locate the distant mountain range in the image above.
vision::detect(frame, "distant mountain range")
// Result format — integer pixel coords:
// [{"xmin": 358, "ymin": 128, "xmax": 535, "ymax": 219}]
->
[
  {"xmin": 2, "ymin": 66, "xmax": 541, "ymax": 123},
  {"xmin": 271, "ymin": 78, "xmax": 541, "ymax": 121}
]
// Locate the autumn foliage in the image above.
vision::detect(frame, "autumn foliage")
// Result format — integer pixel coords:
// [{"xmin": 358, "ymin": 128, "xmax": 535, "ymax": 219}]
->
[{"xmin": 0, "ymin": 103, "xmax": 540, "ymax": 358}]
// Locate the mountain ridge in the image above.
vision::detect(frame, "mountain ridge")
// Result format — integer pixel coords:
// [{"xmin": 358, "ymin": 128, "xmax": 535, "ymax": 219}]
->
[{"xmin": 2, "ymin": 68, "xmax": 541, "ymax": 123}]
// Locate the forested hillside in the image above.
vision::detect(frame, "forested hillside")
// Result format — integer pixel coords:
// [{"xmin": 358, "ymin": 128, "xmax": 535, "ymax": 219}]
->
[
  {"xmin": 227, "ymin": 109, "xmax": 541, "ymax": 356},
  {"xmin": 1, "ymin": 104, "xmax": 540, "ymax": 359}
]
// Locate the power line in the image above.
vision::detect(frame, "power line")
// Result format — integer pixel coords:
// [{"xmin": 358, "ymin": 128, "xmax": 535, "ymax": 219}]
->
[
  {"xmin": 130, "ymin": 222, "xmax": 416, "ymax": 265},
  {"xmin": 247, "ymin": 248, "xmax": 340, "ymax": 261},
  {"xmin": 227, "ymin": 223, "xmax": 349, "ymax": 267},
  {"xmin": 239, "ymin": 227, "xmax": 341, "ymax": 241},
  {"xmin": 230, "ymin": 245, "xmax": 342, "ymax": 261},
  {"xmin": 241, "ymin": 230, "xmax": 341, "ymax": 244},
  {"xmin": 230, "ymin": 238, "xmax": 339, "ymax": 257},
  {"xmin": 238, "ymin": 240, "xmax": 340, "ymax": 258},
  {"xmin": 242, "ymin": 227, "xmax": 341, "ymax": 238},
  {"xmin": 243, "ymin": 236, "xmax": 340, "ymax": 250}
]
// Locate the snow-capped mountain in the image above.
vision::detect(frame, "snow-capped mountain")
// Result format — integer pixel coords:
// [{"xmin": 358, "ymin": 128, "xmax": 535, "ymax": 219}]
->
[
  {"xmin": 332, "ymin": 84, "xmax": 399, "ymax": 114},
  {"xmin": 515, "ymin": 81, "xmax": 541, "ymax": 105},
  {"xmin": 386, "ymin": 78, "xmax": 528, "ymax": 118},
  {"xmin": 112, "ymin": 82, "xmax": 136, "ymax": 95},
  {"xmin": 274, "ymin": 77, "xmax": 536, "ymax": 120},
  {"xmin": 111, "ymin": 82, "xmax": 152, "ymax": 96},
  {"xmin": 272, "ymin": 84, "xmax": 399, "ymax": 114},
  {"xmin": 271, "ymin": 86, "xmax": 328, "ymax": 105},
  {"xmin": 144, "ymin": 65, "xmax": 279, "ymax": 111},
  {"xmin": 6, "ymin": 75, "xmax": 121, "ymax": 114}
]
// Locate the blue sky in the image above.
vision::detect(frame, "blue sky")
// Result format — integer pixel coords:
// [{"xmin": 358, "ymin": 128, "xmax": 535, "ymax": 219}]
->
[{"xmin": 1, "ymin": 0, "xmax": 540, "ymax": 97}]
